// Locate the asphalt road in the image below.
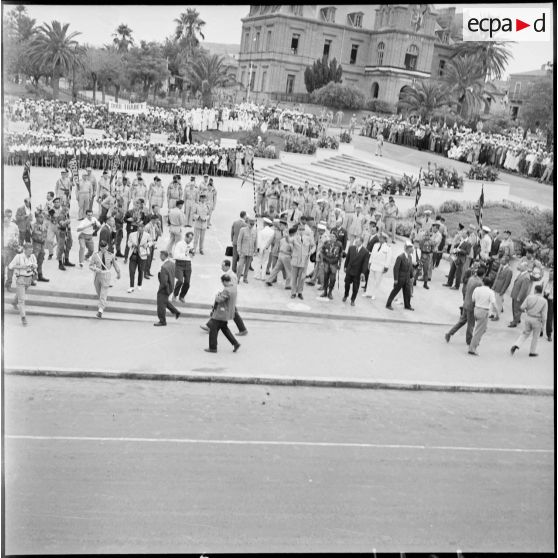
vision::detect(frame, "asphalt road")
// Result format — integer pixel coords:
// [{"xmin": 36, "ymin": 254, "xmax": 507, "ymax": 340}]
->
[{"xmin": 4, "ymin": 376, "xmax": 554, "ymax": 554}]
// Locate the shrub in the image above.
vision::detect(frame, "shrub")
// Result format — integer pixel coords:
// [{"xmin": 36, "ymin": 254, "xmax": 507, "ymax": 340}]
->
[
  {"xmin": 316, "ymin": 135, "xmax": 339, "ymax": 149},
  {"xmin": 396, "ymin": 219, "xmax": 415, "ymax": 237},
  {"xmin": 304, "ymin": 57, "xmax": 343, "ymax": 93},
  {"xmin": 310, "ymin": 82, "xmax": 366, "ymax": 110},
  {"xmin": 405, "ymin": 204, "xmax": 437, "ymax": 219},
  {"xmin": 523, "ymin": 208, "xmax": 554, "ymax": 247},
  {"xmin": 423, "ymin": 166, "xmax": 464, "ymax": 189},
  {"xmin": 438, "ymin": 200, "xmax": 464, "ymax": 213},
  {"xmin": 480, "ymin": 115, "xmax": 514, "ymax": 135},
  {"xmin": 284, "ymin": 134, "xmax": 317, "ymax": 155},
  {"xmin": 468, "ymin": 163, "xmax": 500, "ymax": 182},
  {"xmin": 339, "ymin": 130, "xmax": 352, "ymax": 143},
  {"xmin": 365, "ymin": 99, "xmax": 395, "ymax": 114}
]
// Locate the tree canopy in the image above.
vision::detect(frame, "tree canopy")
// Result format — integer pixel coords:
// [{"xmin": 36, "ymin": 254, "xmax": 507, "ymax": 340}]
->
[{"xmin": 304, "ymin": 57, "xmax": 343, "ymax": 94}]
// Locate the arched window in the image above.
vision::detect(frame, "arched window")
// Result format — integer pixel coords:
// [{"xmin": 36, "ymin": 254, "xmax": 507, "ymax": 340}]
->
[
  {"xmin": 371, "ymin": 82, "xmax": 379, "ymax": 99},
  {"xmin": 377, "ymin": 42, "xmax": 385, "ymax": 66},
  {"xmin": 404, "ymin": 44, "xmax": 418, "ymax": 71}
]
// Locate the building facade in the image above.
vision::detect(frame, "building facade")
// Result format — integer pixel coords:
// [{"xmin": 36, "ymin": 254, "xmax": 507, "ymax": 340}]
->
[
  {"xmin": 507, "ymin": 65, "xmax": 553, "ymax": 120},
  {"xmin": 236, "ymin": 4, "xmax": 459, "ymax": 106}
]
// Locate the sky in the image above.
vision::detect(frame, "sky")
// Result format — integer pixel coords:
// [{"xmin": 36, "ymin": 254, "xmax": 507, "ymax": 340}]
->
[{"xmin": 13, "ymin": 3, "xmax": 555, "ymax": 79}]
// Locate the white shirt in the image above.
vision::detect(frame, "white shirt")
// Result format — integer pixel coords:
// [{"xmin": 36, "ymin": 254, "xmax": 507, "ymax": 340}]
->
[
  {"xmin": 76, "ymin": 216, "xmax": 100, "ymax": 235},
  {"xmin": 257, "ymin": 226, "xmax": 275, "ymax": 251},
  {"xmin": 173, "ymin": 240, "xmax": 194, "ymax": 261},
  {"xmin": 472, "ymin": 285, "xmax": 497, "ymax": 310}
]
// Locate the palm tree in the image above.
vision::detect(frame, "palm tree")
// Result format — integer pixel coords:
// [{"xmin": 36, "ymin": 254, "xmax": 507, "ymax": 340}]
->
[
  {"xmin": 174, "ymin": 9, "xmax": 206, "ymax": 54},
  {"xmin": 396, "ymin": 80, "xmax": 454, "ymax": 121},
  {"xmin": 443, "ymin": 55, "xmax": 487, "ymax": 120},
  {"xmin": 113, "ymin": 24, "xmax": 134, "ymax": 53},
  {"xmin": 451, "ymin": 41, "xmax": 513, "ymax": 81},
  {"xmin": 185, "ymin": 53, "xmax": 231, "ymax": 107},
  {"xmin": 28, "ymin": 21, "xmax": 84, "ymax": 99}
]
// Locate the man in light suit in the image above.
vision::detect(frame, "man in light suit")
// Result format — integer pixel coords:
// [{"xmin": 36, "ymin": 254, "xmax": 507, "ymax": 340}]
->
[
  {"xmin": 508, "ymin": 261, "xmax": 532, "ymax": 328},
  {"xmin": 192, "ymin": 193, "xmax": 210, "ymax": 255},
  {"xmin": 343, "ymin": 236, "xmax": 369, "ymax": 306},
  {"xmin": 154, "ymin": 250, "xmax": 180, "ymax": 326},
  {"xmin": 386, "ymin": 241, "xmax": 415, "ymax": 311}
]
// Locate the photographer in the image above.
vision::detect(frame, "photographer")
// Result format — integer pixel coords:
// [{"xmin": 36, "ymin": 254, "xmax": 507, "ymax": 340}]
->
[{"xmin": 76, "ymin": 209, "xmax": 101, "ymax": 267}]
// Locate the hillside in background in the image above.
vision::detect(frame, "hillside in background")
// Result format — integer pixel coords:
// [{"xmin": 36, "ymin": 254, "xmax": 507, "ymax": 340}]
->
[{"xmin": 203, "ymin": 42, "xmax": 240, "ymax": 58}]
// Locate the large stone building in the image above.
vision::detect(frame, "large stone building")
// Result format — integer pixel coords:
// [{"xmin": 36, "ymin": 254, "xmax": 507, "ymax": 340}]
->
[
  {"xmin": 507, "ymin": 64, "xmax": 553, "ymax": 120},
  {"xmin": 236, "ymin": 4, "xmax": 461, "ymax": 106}
]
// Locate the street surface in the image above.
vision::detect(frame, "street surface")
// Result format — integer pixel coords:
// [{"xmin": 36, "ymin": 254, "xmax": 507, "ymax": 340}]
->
[{"xmin": 4, "ymin": 376, "xmax": 554, "ymax": 554}]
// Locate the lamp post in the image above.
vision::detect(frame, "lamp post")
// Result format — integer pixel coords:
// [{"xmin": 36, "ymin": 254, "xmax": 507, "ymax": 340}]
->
[{"xmin": 247, "ymin": 35, "xmax": 257, "ymax": 102}]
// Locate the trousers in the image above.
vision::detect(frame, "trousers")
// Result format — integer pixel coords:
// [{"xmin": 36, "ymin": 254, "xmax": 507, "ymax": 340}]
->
[
  {"xmin": 56, "ymin": 230, "xmax": 72, "ymax": 261},
  {"xmin": 291, "ymin": 265, "xmax": 307, "ymax": 295},
  {"xmin": 253, "ymin": 248, "xmax": 270, "ymax": 279},
  {"xmin": 208, "ymin": 318, "xmax": 238, "ymax": 351},
  {"xmin": 94, "ymin": 273, "xmax": 110, "ymax": 310},
  {"xmin": 365, "ymin": 269, "xmax": 385, "ymax": 297},
  {"xmin": 78, "ymin": 234, "xmax": 94, "ymax": 263},
  {"xmin": 514, "ymin": 315, "xmax": 543, "ymax": 354},
  {"xmin": 268, "ymin": 255, "xmax": 291, "ymax": 284},
  {"xmin": 322, "ymin": 263, "xmax": 338, "ymax": 294},
  {"xmin": 129, "ymin": 256, "xmax": 145, "ymax": 287},
  {"xmin": 420, "ymin": 252, "xmax": 432, "ymax": 282},
  {"xmin": 173, "ymin": 260, "xmax": 192, "ymax": 298},
  {"xmin": 344, "ymin": 273, "xmax": 360, "ymax": 302},
  {"xmin": 386, "ymin": 280, "xmax": 412, "ymax": 308},
  {"xmin": 193, "ymin": 226, "xmax": 206, "ymax": 252},
  {"xmin": 469, "ymin": 307, "xmax": 489, "ymax": 352},
  {"xmin": 447, "ymin": 307, "xmax": 476, "ymax": 344},
  {"xmin": 157, "ymin": 292, "xmax": 180, "ymax": 324},
  {"xmin": 237, "ymin": 255, "xmax": 253, "ymax": 282}
]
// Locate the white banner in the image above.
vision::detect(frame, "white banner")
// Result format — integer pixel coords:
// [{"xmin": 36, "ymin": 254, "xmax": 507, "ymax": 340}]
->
[
  {"xmin": 220, "ymin": 138, "xmax": 238, "ymax": 149},
  {"xmin": 149, "ymin": 133, "xmax": 169, "ymax": 144},
  {"xmin": 107, "ymin": 101, "xmax": 148, "ymax": 114},
  {"xmin": 7, "ymin": 121, "xmax": 30, "ymax": 133},
  {"xmin": 84, "ymin": 128, "xmax": 106, "ymax": 139}
]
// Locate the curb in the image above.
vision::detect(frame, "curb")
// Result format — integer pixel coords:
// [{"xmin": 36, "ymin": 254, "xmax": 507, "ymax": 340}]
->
[{"xmin": 6, "ymin": 368, "xmax": 553, "ymax": 396}]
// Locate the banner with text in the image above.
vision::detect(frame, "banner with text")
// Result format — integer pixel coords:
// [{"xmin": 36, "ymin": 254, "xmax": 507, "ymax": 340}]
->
[
  {"xmin": 149, "ymin": 133, "xmax": 170, "ymax": 144},
  {"xmin": 84, "ymin": 128, "xmax": 106, "ymax": 140},
  {"xmin": 220, "ymin": 138, "xmax": 238, "ymax": 149},
  {"xmin": 107, "ymin": 101, "xmax": 148, "ymax": 114}
]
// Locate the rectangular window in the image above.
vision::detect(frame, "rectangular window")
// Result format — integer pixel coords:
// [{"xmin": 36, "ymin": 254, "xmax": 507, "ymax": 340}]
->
[
  {"xmin": 261, "ymin": 71, "xmax": 267, "ymax": 91},
  {"xmin": 255, "ymin": 32, "xmax": 260, "ymax": 51},
  {"xmin": 350, "ymin": 44, "xmax": 358, "ymax": 65},
  {"xmin": 404, "ymin": 53, "xmax": 418, "ymax": 71},
  {"xmin": 244, "ymin": 31, "xmax": 250, "ymax": 52},
  {"xmin": 320, "ymin": 7, "xmax": 336, "ymax": 23},
  {"xmin": 266, "ymin": 30, "xmax": 272, "ymax": 51},
  {"xmin": 291, "ymin": 5, "xmax": 303, "ymax": 16},
  {"xmin": 323, "ymin": 39, "xmax": 332, "ymax": 60},
  {"xmin": 250, "ymin": 69, "xmax": 256, "ymax": 91},
  {"xmin": 241, "ymin": 71, "xmax": 246, "ymax": 87},
  {"xmin": 290, "ymin": 34, "xmax": 300, "ymax": 55},
  {"xmin": 348, "ymin": 12, "xmax": 363, "ymax": 28},
  {"xmin": 438, "ymin": 59, "xmax": 446, "ymax": 77},
  {"xmin": 286, "ymin": 74, "xmax": 295, "ymax": 94}
]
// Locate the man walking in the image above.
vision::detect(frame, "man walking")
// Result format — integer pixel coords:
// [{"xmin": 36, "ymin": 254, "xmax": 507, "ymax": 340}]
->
[
  {"xmin": 364, "ymin": 232, "xmax": 391, "ymax": 300},
  {"xmin": 205, "ymin": 275, "xmax": 241, "ymax": 353},
  {"xmin": 127, "ymin": 221, "xmax": 151, "ymax": 293},
  {"xmin": 290, "ymin": 226, "xmax": 315, "ymax": 300},
  {"xmin": 253, "ymin": 218, "xmax": 275, "ymax": 280},
  {"xmin": 76, "ymin": 209, "xmax": 100, "ymax": 267},
  {"xmin": 89, "ymin": 240, "xmax": 121, "ymax": 319},
  {"xmin": 230, "ymin": 211, "xmax": 247, "ymax": 273},
  {"xmin": 320, "ymin": 229, "xmax": 343, "ymax": 300},
  {"xmin": 383, "ymin": 197, "xmax": 399, "ymax": 244},
  {"xmin": 343, "ymin": 237, "xmax": 370, "ymax": 306},
  {"xmin": 508, "ymin": 262, "xmax": 532, "ymax": 328},
  {"xmin": 154, "ymin": 250, "xmax": 181, "ymax": 326},
  {"xmin": 8, "ymin": 243, "xmax": 37, "ymax": 326},
  {"xmin": 167, "ymin": 199, "xmax": 186, "ymax": 255},
  {"xmin": 266, "ymin": 227, "xmax": 295, "ymax": 288},
  {"xmin": 172, "ymin": 230, "xmax": 195, "ymax": 303},
  {"xmin": 468, "ymin": 277, "xmax": 498, "ymax": 356},
  {"xmin": 511, "ymin": 284, "xmax": 548, "ymax": 357},
  {"xmin": 236, "ymin": 217, "xmax": 257, "ymax": 283},
  {"xmin": 192, "ymin": 193, "xmax": 210, "ymax": 255},
  {"xmin": 386, "ymin": 240, "xmax": 415, "ymax": 311},
  {"xmin": 444, "ymin": 231, "xmax": 472, "ymax": 289},
  {"xmin": 491, "ymin": 255, "xmax": 513, "ymax": 319},
  {"xmin": 31, "ymin": 211, "xmax": 50, "ymax": 283}
]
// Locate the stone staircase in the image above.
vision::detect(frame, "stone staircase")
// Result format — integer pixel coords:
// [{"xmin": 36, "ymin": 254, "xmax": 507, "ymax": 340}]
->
[{"xmin": 250, "ymin": 154, "xmax": 403, "ymax": 192}]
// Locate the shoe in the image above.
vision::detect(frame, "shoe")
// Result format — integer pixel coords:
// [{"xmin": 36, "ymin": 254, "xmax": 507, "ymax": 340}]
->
[
  {"xmin": 266, "ymin": 282, "xmax": 273, "ymax": 287},
  {"xmin": 153, "ymin": 322, "xmax": 166, "ymax": 327},
  {"xmin": 386, "ymin": 305, "xmax": 393, "ymax": 310},
  {"xmin": 490, "ymin": 316, "xmax": 499, "ymax": 321},
  {"xmin": 510, "ymin": 345, "xmax": 518, "ymax": 356},
  {"xmin": 96, "ymin": 311, "xmax": 102, "ymax": 319},
  {"xmin": 58, "ymin": 263, "xmax": 66, "ymax": 271},
  {"xmin": 127, "ymin": 287, "xmax": 134, "ymax": 293},
  {"xmin": 204, "ymin": 348, "xmax": 217, "ymax": 353},
  {"xmin": 529, "ymin": 353, "xmax": 539, "ymax": 357},
  {"xmin": 175, "ymin": 312, "xmax": 181, "ymax": 320},
  {"xmin": 306, "ymin": 281, "xmax": 315, "ymax": 286},
  {"xmin": 37, "ymin": 276, "xmax": 50, "ymax": 282},
  {"xmin": 137, "ymin": 286, "xmax": 142, "ymax": 291},
  {"xmin": 143, "ymin": 275, "xmax": 151, "ymax": 280},
  {"xmin": 320, "ymin": 293, "xmax": 328, "ymax": 298},
  {"xmin": 31, "ymin": 281, "xmax": 37, "ymax": 286},
  {"xmin": 451, "ymin": 286, "xmax": 459, "ymax": 290},
  {"xmin": 548, "ymin": 336, "xmax": 552, "ymax": 342},
  {"xmin": 342, "ymin": 296, "xmax": 347, "ymax": 302},
  {"xmin": 233, "ymin": 344, "xmax": 241, "ymax": 353},
  {"xmin": 178, "ymin": 297, "xmax": 185, "ymax": 303},
  {"xmin": 79, "ymin": 262, "xmax": 84, "ymax": 268},
  {"xmin": 350, "ymin": 301, "xmax": 355, "ymax": 306},
  {"xmin": 405, "ymin": 307, "xmax": 415, "ymax": 311},
  {"xmin": 200, "ymin": 325, "xmax": 209, "ymax": 332},
  {"xmin": 124, "ymin": 259, "xmax": 128, "ymax": 264},
  {"xmin": 65, "ymin": 261, "xmax": 75, "ymax": 267},
  {"xmin": 508, "ymin": 323, "xmax": 517, "ymax": 328},
  {"xmin": 291, "ymin": 294, "xmax": 296, "ymax": 299},
  {"xmin": 284, "ymin": 285, "xmax": 291, "ymax": 289},
  {"xmin": 423, "ymin": 284, "xmax": 429, "ymax": 289},
  {"xmin": 443, "ymin": 283, "xmax": 451, "ymax": 287},
  {"xmin": 468, "ymin": 350, "xmax": 478, "ymax": 356},
  {"xmin": 243, "ymin": 280, "xmax": 248, "ymax": 284},
  {"xmin": 116, "ymin": 252, "xmax": 125, "ymax": 258},
  {"xmin": 21, "ymin": 317, "xmax": 28, "ymax": 327},
  {"xmin": 237, "ymin": 330, "xmax": 248, "ymax": 336},
  {"xmin": 297, "ymin": 294, "xmax": 303, "ymax": 300},
  {"xmin": 200, "ymin": 250, "xmax": 204, "ymax": 255},
  {"xmin": 328, "ymin": 293, "xmax": 333, "ymax": 300}
]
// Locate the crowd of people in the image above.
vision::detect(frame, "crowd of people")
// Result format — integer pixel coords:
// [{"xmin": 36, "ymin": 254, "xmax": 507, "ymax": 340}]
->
[{"xmin": 362, "ymin": 114, "xmax": 554, "ymax": 183}]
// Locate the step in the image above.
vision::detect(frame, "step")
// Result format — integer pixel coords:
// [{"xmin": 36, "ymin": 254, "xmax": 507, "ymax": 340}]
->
[
  {"xmin": 254, "ymin": 165, "xmax": 343, "ymax": 191},
  {"xmin": 317, "ymin": 155, "xmax": 402, "ymax": 179},
  {"xmin": 312, "ymin": 160, "xmax": 393, "ymax": 182}
]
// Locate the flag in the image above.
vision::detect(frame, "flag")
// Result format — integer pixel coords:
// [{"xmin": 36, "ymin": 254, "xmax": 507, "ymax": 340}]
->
[
  {"xmin": 475, "ymin": 184, "xmax": 485, "ymax": 227},
  {"xmin": 413, "ymin": 167, "xmax": 422, "ymax": 226},
  {"xmin": 22, "ymin": 160, "xmax": 31, "ymax": 197}
]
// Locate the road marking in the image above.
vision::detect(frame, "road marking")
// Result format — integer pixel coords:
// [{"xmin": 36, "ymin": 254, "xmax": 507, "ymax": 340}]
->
[{"xmin": 6, "ymin": 435, "xmax": 553, "ymax": 454}]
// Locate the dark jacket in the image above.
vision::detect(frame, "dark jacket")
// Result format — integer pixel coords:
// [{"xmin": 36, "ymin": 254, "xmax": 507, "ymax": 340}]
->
[
  {"xmin": 344, "ymin": 245, "xmax": 370, "ymax": 277},
  {"xmin": 511, "ymin": 271, "xmax": 532, "ymax": 304},
  {"xmin": 98, "ymin": 224, "xmax": 114, "ymax": 253},
  {"xmin": 366, "ymin": 233, "xmax": 379, "ymax": 253},
  {"xmin": 492, "ymin": 264, "xmax": 513, "ymax": 295},
  {"xmin": 392, "ymin": 252, "xmax": 414, "ymax": 283},
  {"xmin": 157, "ymin": 259, "xmax": 175, "ymax": 296},
  {"xmin": 211, "ymin": 285, "xmax": 237, "ymax": 321}
]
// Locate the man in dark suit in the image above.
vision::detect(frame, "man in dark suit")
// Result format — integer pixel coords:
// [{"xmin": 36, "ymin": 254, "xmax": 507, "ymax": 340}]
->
[
  {"xmin": 386, "ymin": 240, "xmax": 415, "ymax": 311},
  {"xmin": 508, "ymin": 261, "xmax": 532, "ymax": 328},
  {"xmin": 491, "ymin": 255, "xmax": 513, "ymax": 319},
  {"xmin": 230, "ymin": 210, "xmax": 247, "ymax": 273},
  {"xmin": 154, "ymin": 250, "xmax": 181, "ymax": 326},
  {"xmin": 98, "ymin": 216, "xmax": 115, "ymax": 254},
  {"xmin": 444, "ymin": 232, "xmax": 472, "ymax": 289},
  {"xmin": 343, "ymin": 236, "xmax": 369, "ymax": 306}
]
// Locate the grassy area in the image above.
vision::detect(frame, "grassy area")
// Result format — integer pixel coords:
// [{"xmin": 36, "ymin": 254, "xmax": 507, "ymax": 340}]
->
[{"xmin": 440, "ymin": 207, "xmax": 529, "ymax": 239}]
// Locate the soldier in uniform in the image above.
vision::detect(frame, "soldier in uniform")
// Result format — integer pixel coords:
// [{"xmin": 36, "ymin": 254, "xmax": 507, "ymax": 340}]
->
[
  {"xmin": 55, "ymin": 169, "xmax": 73, "ymax": 208},
  {"xmin": 342, "ymin": 192, "xmax": 356, "ymax": 231},
  {"xmin": 167, "ymin": 175, "xmax": 183, "ymax": 210},
  {"xmin": 192, "ymin": 192, "xmax": 210, "ymax": 255},
  {"xmin": 206, "ymin": 178, "xmax": 218, "ymax": 228},
  {"xmin": 56, "ymin": 206, "xmax": 74, "ymax": 271},
  {"xmin": 31, "ymin": 210, "xmax": 49, "ymax": 282},
  {"xmin": 84, "ymin": 167, "xmax": 98, "ymax": 211},
  {"xmin": 256, "ymin": 179, "xmax": 268, "ymax": 217},
  {"xmin": 418, "ymin": 226, "xmax": 436, "ymax": 289},
  {"xmin": 148, "ymin": 176, "xmax": 165, "ymax": 215},
  {"xmin": 76, "ymin": 173, "xmax": 94, "ymax": 220},
  {"xmin": 183, "ymin": 177, "xmax": 198, "ymax": 227},
  {"xmin": 347, "ymin": 204, "xmax": 365, "ymax": 243},
  {"xmin": 320, "ymin": 229, "xmax": 343, "ymax": 299}
]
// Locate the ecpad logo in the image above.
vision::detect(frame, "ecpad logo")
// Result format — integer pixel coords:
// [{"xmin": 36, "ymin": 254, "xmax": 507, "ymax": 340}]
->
[{"xmin": 463, "ymin": 8, "xmax": 551, "ymax": 42}]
